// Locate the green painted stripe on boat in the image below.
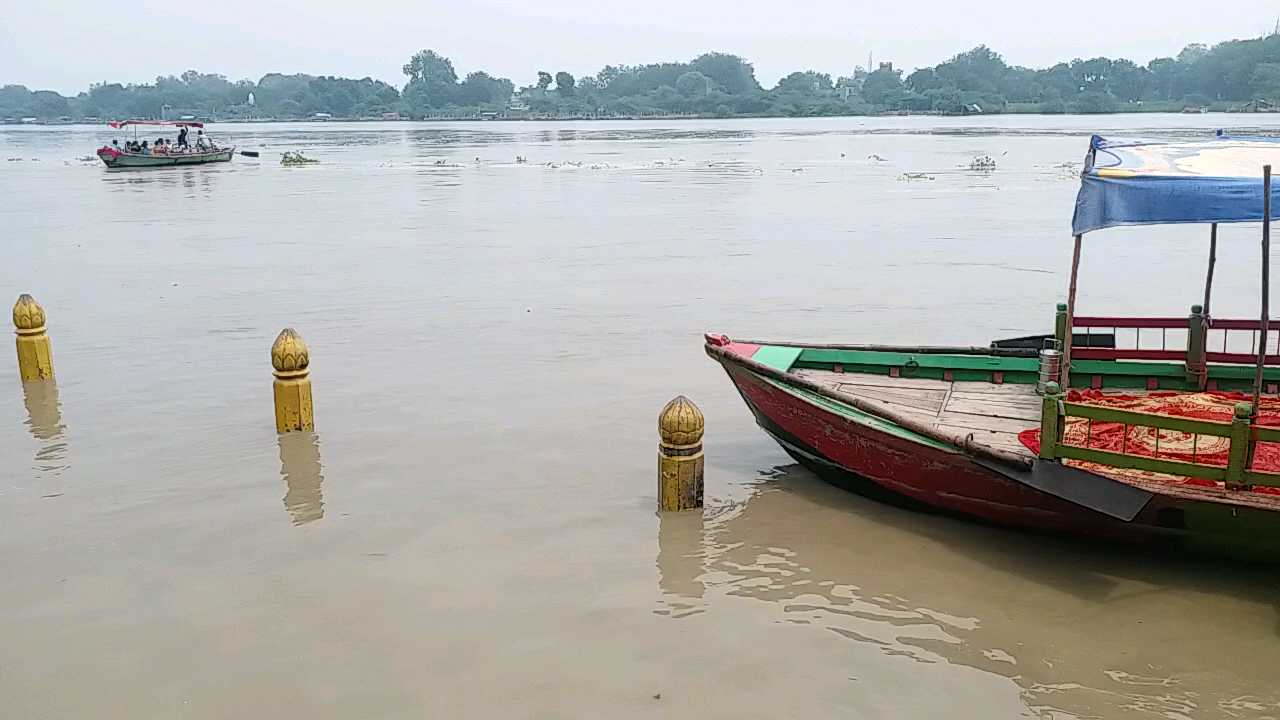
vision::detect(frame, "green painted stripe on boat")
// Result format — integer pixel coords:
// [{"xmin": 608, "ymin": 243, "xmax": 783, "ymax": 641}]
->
[
  {"xmin": 797, "ymin": 348, "xmax": 1040, "ymax": 372},
  {"xmin": 1208, "ymin": 364, "xmax": 1280, "ymax": 380},
  {"xmin": 756, "ymin": 373, "xmax": 956, "ymax": 453},
  {"xmin": 752, "ymin": 345, "xmax": 804, "ymax": 372},
  {"xmin": 1071, "ymin": 359, "xmax": 1186, "ymax": 377}
]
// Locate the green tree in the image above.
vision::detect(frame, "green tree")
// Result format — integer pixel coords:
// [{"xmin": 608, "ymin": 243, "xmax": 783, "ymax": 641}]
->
[
  {"xmin": 402, "ymin": 50, "xmax": 457, "ymax": 85},
  {"xmin": 457, "ymin": 71, "xmax": 514, "ymax": 106},
  {"xmin": 537, "ymin": 71, "xmax": 553, "ymax": 90},
  {"xmin": 675, "ymin": 71, "xmax": 711, "ymax": 96},
  {"xmin": 1252, "ymin": 63, "xmax": 1280, "ymax": 100},
  {"xmin": 555, "ymin": 71, "xmax": 575, "ymax": 96},
  {"xmin": 688, "ymin": 53, "xmax": 759, "ymax": 94},
  {"xmin": 861, "ymin": 67, "xmax": 904, "ymax": 106},
  {"xmin": 775, "ymin": 71, "xmax": 833, "ymax": 94},
  {"xmin": 402, "ymin": 50, "xmax": 458, "ymax": 111}
]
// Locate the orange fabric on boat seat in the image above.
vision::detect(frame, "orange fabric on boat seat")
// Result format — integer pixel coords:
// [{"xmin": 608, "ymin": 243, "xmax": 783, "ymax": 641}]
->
[{"xmin": 1019, "ymin": 390, "xmax": 1280, "ymax": 496}]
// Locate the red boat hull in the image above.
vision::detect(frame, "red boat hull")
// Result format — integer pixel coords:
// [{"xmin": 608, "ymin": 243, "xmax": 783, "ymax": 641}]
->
[{"xmin": 720, "ymin": 361, "xmax": 1174, "ymax": 544}]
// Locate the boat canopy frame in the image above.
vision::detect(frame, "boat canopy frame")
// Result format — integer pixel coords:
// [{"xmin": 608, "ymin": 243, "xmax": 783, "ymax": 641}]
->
[{"xmin": 1062, "ymin": 132, "xmax": 1279, "ymax": 414}]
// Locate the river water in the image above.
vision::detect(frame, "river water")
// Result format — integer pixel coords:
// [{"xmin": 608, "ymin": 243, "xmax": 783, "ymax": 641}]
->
[{"xmin": 2, "ymin": 115, "xmax": 1280, "ymax": 719}]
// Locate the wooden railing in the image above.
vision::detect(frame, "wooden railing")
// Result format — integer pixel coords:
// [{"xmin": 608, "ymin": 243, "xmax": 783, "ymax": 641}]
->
[
  {"xmin": 1206, "ymin": 317, "xmax": 1280, "ymax": 365},
  {"xmin": 1038, "ymin": 384, "xmax": 1280, "ymax": 489},
  {"xmin": 1052, "ymin": 304, "xmax": 1280, "ymax": 389},
  {"xmin": 1067, "ymin": 314, "xmax": 1188, "ymax": 362}
]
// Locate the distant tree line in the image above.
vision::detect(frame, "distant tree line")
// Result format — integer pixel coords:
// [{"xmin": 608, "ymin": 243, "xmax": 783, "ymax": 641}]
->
[{"xmin": 6, "ymin": 34, "xmax": 1280, "ymax": 121}]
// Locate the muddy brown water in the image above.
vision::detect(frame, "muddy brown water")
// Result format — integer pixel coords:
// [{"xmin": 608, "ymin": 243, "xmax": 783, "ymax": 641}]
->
[{"xmin": 2, "ymin": 116, "xmax": 1280, "ymax": 718}]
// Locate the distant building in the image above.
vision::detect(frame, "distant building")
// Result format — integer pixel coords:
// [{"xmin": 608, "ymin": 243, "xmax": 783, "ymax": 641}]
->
[
  {"xmin": 381, "ymin": 111, "xmax": 402, "ymax": 120},
  {"xmin": 312, "ymin": 112, "xmax": 333, "ymax": 120},
  {"xmin": 878, "ymin": 62, "xmax": 894, "ymax": 72}
]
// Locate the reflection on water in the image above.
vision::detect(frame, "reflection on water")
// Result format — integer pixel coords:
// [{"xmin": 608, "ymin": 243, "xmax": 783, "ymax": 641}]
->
[
  {"xmin": 278, "ymin": 431, "xmax": 324, "ymax": 525},
  {"xmin": 21, "ymin": 381, "xmax": 67, "ymax": 477},
  {"xmin": 660, "ymin": 464, "xmax": 1280, "ymax": 718},
  {"xmin": 654, "ymin": 511, "xmax": 706, "ymax": 617}
]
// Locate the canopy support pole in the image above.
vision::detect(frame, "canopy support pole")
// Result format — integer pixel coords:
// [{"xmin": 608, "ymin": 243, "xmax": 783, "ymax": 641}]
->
[
  {"xmin": 1061, "ymin": 233, "xmax": 1083, "ymax": 390},
  {"xmin": 1203, "ymin": 223, "xmax": 1218, "ymax": 317},
  {"xmin": 1252, "ymin": 167, "xmax": 1272, "ymax": 416}
]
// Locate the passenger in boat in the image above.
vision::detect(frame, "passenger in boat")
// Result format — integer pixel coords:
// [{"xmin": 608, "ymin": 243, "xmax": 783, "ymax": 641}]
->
[
  {"xmin": 177, "ymin": 126, "xmax": 189, "ymax": 149},
  {"xmin": 196, "ymin": 130, "xmax": 207, "ymax": 151},
  {"xmin": 153, "ymin": 138, "xmax": 167, "ymax": 155},
  {"xmin": 139, "ymin": 140, "xmax": 150, "ymax": 155}
]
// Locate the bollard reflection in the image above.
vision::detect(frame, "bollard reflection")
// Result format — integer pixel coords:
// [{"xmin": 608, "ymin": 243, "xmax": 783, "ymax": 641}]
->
[
  {"xmin": 655, "ymin": 509, "xmax": 707, "ymax": 617},
  {"xmin": 278, "ymin": 431, "xmax": 324, "ymax": 525},
  {"xmin": 22, "ymin": 380, "xmax": 67, "ymax": 476}
]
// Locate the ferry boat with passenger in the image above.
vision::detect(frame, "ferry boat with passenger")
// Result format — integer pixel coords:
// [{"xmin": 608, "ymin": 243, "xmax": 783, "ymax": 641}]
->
[{"xmin": 96, "ymin": 119, "xmax": 234, "ymax": 169}]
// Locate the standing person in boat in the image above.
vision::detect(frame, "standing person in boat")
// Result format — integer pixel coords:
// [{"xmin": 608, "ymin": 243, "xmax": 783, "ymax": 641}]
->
[{"xmin": 177, "ymin": 126, "xmax": 189, "ymax": 149}]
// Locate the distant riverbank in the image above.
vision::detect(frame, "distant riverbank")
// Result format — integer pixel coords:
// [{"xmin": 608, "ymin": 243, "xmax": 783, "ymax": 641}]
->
[
  {"xmin": 5, "ymin": 105, "xmax": 1270, "ymax": 128},
  {"xmin": 7, "ymin": 35, "xmax": 1280, "ymax": 125}
]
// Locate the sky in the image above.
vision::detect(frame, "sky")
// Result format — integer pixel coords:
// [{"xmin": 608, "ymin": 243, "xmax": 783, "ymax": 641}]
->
[{"xmin": 4, "ymin": 0, "xmax": 1279, "ymax": 94}]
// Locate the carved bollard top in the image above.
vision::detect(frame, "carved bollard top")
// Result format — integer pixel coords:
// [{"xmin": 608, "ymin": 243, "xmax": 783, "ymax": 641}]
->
[
  {"xmin": 659, "ymin": 395, "xmax": 704, "ymax": 446},
  {"xmin": 271, "ymin": 328, "xmax": 310, "ymax": 374},
  {"xmin": 12, "ymin": 294, "xmax": 46, "ymax": 332}
]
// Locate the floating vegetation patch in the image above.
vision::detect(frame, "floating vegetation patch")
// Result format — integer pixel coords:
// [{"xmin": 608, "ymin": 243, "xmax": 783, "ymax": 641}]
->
[
  {"xmin": 281, "ymin": 151, "xmax": 319, "ymax": 166},
  {"xmin": 968, "ymin": 155, "xmax": 997, "ymax": 171}
]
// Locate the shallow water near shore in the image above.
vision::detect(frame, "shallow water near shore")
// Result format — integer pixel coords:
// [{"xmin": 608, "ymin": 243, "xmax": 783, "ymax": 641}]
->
[{"xmin": 3, "ymin": 115, "xmax": 1280, "ymax": 718}]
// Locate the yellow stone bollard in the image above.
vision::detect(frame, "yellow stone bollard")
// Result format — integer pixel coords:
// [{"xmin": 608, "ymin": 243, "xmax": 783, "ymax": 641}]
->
[
  {"xmin": 12, "ymin": 294, "xmax": 53, "ymax": 382},
  {"xmin": 658, "ymin": 395, "xmax": 704, "ymax": 511},
  {"xmin": 271, "ymin": 328, "xmax": 313, "ymax": 433}
]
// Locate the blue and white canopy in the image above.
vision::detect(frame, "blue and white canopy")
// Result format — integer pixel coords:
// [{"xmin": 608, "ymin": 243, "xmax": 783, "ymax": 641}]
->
[{"xmin": 1072, "ymin": 133, "xmax": 1280, "ymax": 235}]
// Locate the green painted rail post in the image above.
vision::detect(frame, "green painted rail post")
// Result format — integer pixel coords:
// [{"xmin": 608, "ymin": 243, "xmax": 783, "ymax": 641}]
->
[
  {"xmin": 1039, "ymin": 381, "xmax": 1063, "ymax": 460},
  {"xmin": 1226, "ymin": 402, "xmax": 1253, "ymax": 490},
  {"xmin": 1186, "ymin": 304, "xmax": 1207, "ymax": 389},
  {"xmin": 1053, "ymin": 303, "xmax": 1068, "ymax": 351}
]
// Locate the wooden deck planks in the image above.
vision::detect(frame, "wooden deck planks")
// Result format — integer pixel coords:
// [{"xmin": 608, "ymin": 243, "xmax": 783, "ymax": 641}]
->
[
  {"xmin": 794, "ymin": 369, "xmax": 951, "ymax": 391},
  {"xmin": 792, "ymin": 368, "xmax": 1041, "ymax": 456},
  {"xmin": 944, "ymin": 397, "xmax": 1042, "ymax": 422},
  {"xmin": 838, "ymin": 384, "xmax": 948, "ymax": 413},
  {"xmin": 936, "ymin": 411, "xmax": 1038, "ymax": 435}
]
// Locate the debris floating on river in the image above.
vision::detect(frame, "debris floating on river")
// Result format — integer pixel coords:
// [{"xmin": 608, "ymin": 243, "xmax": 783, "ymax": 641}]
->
[
  {"xmin": 968, "ymin": 155, "xmax": 997, "ymax": 171},
  {"xmin": 281, "ymin": 152, "xmax": 319, "ymax": 166},
  {"xmin": 899, "ymin": 172, "xmax": 936, "ymax": 181}
]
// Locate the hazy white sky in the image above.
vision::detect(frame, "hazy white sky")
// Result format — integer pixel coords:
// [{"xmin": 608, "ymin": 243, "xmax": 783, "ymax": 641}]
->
[{"xmin": 4, "ymin": 0, "xmax": 1277, "ymax": 93}]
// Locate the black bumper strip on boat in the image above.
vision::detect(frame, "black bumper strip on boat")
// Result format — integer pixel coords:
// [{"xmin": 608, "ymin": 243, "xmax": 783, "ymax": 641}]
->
[{"xmin": 975, "ymin": 458, "xmax": 1153, "ymax": 522}]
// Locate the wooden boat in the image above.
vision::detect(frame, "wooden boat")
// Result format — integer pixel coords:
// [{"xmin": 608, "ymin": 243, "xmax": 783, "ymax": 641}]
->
[
  {"xmin": 708, "ymin": 133, "xmax": 1280, "ymax": 559},
  {"xmin": 95, "ymin": 119, "xmax": 233, "ymax": 169},
  {"xmin": 96, "ymin": 146, "xmax": 233, "ymax": 168}
]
